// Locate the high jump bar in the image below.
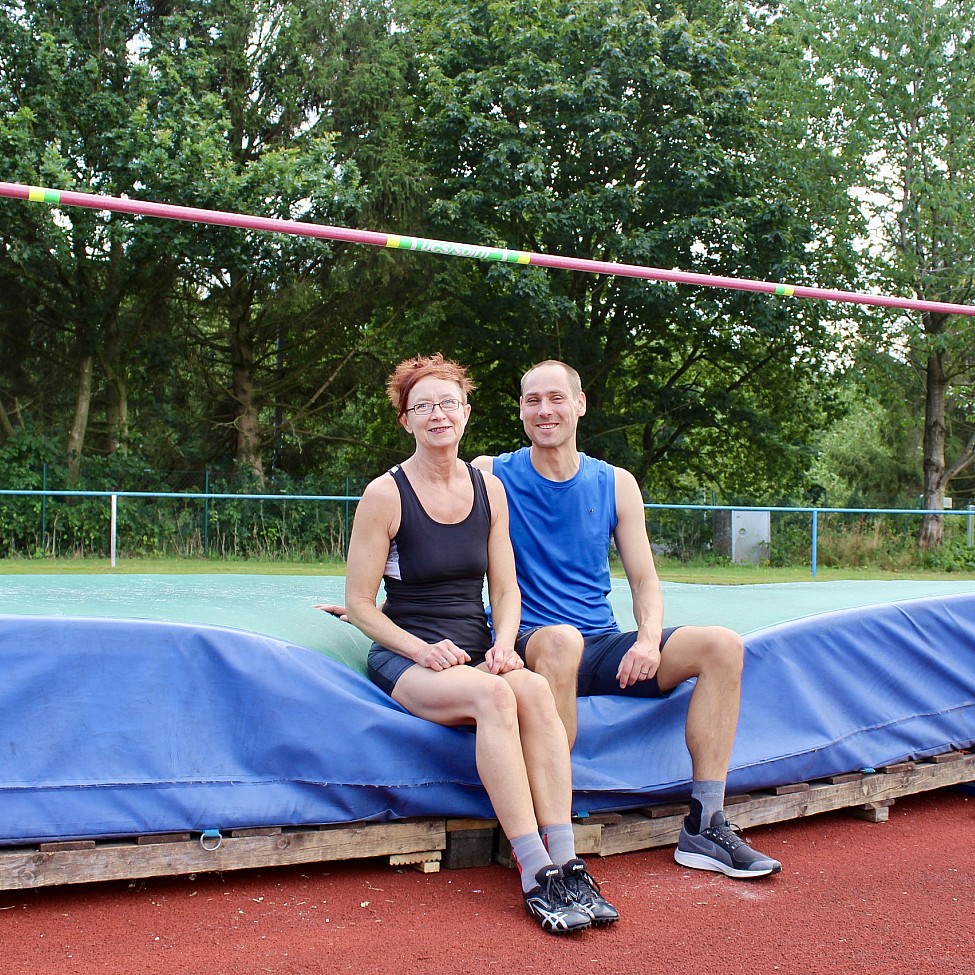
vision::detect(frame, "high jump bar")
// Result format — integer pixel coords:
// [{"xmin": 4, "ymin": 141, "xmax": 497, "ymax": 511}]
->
[{"xmin": 1, "ymin": 180, "xmax": 972, "ymax": 318}]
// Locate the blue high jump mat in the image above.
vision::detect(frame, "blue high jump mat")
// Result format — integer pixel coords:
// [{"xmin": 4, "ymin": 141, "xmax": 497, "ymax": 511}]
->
[{"xmin": 1, "ymin": 575, "xmax": 974, "ymax": 844}]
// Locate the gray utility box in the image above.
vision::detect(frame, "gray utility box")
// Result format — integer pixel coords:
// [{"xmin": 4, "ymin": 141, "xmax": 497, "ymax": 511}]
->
[{"xmin": 713, "ymin": 509, "xmax": 770, "ymax": 564}]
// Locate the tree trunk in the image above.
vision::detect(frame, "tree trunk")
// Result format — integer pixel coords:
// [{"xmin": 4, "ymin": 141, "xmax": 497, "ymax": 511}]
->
[
  {"xmin": 101, "ymin": 237, "xmax": 128, "ymax": 455},
  {"xmin": 104, "ymin": 373, "xmax": 128, "ymax": 455},
  {"xmin": 228, "ymin": 279, "xmax": 265, "ymax": 488},
  {"xmin": 918, "ymin": 349, "xmax": 947, "ymax": 550},
  {"xmin": 233, "ymin": 356, "xmax": 265, "ymax": 486},
  {"xmin": 66, "ymin": 353, "xmax": 94, "ymax": 484},
  {"xmin": 0, "ymin": 398, "xmax": 15, "ymax": 441},
  {"xmin": 101, "ymin": 304, "xmax": 128, "ymax": 455}
]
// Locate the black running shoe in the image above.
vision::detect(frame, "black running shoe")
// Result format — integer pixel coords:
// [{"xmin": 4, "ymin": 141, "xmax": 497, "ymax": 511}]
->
[
  {"xmin": 560, "ymin": 858, "xmax": 620, "ymax": 925},
  {"xmin": 523, "ymin": 865, "xmax": 592, "ymax": 934}
]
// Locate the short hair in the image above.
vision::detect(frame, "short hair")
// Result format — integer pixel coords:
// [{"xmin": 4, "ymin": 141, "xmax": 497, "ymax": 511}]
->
[
  {"xmin": 387, "ymin": 353, "xmax": 475, "ymax": 415},
  {"xmin": 520, "ymin": 360, "xmax": 583, "ymax": 397}
]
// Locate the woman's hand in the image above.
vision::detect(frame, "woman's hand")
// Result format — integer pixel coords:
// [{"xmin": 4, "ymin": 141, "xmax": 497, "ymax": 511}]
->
[
  {"xmin": 484, "ymin": 643, "xmax": 524, "ymax": 675},
  {"xmin": 418, "ymin": 639, "xmax": 471, "ymax": 671},
  {"xmin": 314, "ymin": 603, "xmax": 349, "ymax": 622}
]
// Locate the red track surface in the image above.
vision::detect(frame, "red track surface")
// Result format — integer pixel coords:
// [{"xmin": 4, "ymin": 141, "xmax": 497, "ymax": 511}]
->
[{"xmin": 2, "ymin": 791, "xmax": 972, "ymax": 975}]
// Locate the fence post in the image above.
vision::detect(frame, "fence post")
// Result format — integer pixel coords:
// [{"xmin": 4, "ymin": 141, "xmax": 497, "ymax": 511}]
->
[
  {"xmin": 110, "ymin": 494, "xmax": 118, "ymax": 567},
  {"xmin": 811, "ymin": 510, "xmax": 818, "ymax": 578},
  {"xmin": 204, "ymin": 469, "xmax": 210, "ymax": 557},
  {"xmin": 41, "ymin": 464, "xmax": 48, "ymax": 556},
  {"xmin": 968, "ymin": 504, "xmax": 974, "ymax": 548}
]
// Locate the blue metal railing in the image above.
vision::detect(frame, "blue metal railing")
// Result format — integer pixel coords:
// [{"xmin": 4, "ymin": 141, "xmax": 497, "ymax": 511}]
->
[
  {"xmin": 1, "ymin": 489, "xmax": 971, "ymax": 575},
  {"xmin": 643, "ymin": 502, "xmax": 974, "ymax": 577}
]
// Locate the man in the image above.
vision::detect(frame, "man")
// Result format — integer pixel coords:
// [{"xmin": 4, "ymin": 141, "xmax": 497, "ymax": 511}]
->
[{"xmin": 471, "ymin": 360, "xmax": 781, "ymax": 880}]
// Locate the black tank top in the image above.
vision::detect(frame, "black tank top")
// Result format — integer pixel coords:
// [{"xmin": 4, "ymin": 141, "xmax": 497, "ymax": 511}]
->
[{"xmin": 381, "ymin": 462, "xmax": 493, "ymax": 652}]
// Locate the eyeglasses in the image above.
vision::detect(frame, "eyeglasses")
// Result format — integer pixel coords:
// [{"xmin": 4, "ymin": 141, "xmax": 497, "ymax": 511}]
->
[{"xmin": 406, "ymin": 398, "xmax": 463, "ymax": 415}]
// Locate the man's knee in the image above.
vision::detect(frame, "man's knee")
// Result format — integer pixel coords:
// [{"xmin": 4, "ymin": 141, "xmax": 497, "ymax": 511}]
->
[
  {"xmin": 699, "ymin": 627, "xmax": 744, "ymax": 679},
  {"xmin": 657, "ymin": 626, "xmax": 743, "ymax": 694},
  {"xmin": 527, "ymin": 625, "xmax": 584, "ymax": 679}
]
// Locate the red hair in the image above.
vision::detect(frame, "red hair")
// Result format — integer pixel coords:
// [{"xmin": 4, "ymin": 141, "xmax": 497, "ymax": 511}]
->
[{"xmin": 386, "ymin": 353, "xmax": 475, "ymax": 415}]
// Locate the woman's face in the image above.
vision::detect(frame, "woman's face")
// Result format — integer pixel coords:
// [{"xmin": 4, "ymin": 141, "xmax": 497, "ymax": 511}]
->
[{"xmin": 399, "ymin": 376, "xmax": 471, "ymax": 449}]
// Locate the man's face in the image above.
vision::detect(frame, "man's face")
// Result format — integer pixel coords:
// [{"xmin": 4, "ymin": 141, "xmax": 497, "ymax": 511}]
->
[{"xmin": 519, "ymin": 363, "xmax": 586, "ymax": 449}]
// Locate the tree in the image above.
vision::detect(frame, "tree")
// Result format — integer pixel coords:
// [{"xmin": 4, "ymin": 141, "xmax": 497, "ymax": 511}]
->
[
  {"xmin": 131, "ymin": 1, "xmax": 393, "ymax": 484},
  {"xmin": 0, "ymin": 0, "xmax": 161, "ymax": 478},
  {"xmin": 772, "ymin": 0, "xmax": 975, "ymax": 545},
  {"xmin": 396, "ymin": 0, "xmax": 843, "ymax": 500},
  {"xmin": 0, "ymin": 1, "xmax": 423, "ymax": 484},
  {"xmin": 807, "ymin": 371, "xmax": 921, "ymax": 508}
]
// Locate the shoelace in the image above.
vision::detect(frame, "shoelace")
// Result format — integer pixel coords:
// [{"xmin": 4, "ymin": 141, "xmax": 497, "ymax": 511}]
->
[
  {"xmin": 567, "ymin": 867, "xmax": 602, "ymax": 898},
  {"xmin": 542, "ymin": 873, "xmax": 576, "ymax": 908},
  {"xmin": 704, "ymin": 818, "xmax": 747, "ymax": 851}
]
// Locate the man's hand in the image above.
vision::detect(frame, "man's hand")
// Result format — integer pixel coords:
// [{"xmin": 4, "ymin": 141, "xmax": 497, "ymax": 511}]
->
[{"xmin": 617, "ymin": 639, "xmax": 662, "ymax": 688}]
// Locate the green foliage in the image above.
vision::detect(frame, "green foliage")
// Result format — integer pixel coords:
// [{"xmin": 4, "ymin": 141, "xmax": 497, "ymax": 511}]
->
[
  {"xmin": 918, "ymin": 533, "xmax": 975, "ymax": 573},
  {"xmin": 766, "ymin": 512, "xmax": 815, "ymax": 567},
  {"xmin": 0, "ymin": 428, "xmax": 359, "ymax": 559},
  {"xmin": 646, "ymin": 505, "xmax": 717, "ymax": 566},
  {"xmin": 807, "ymin": 385, "xmax": 921, "ymax": 508},
  {"xmin": 387, "ymin": 0, "xmax": 842, "ymax": 500},
  {"xmin": 3, "ymin": 0, "xmax": 973, "ymax": 520},
  {"xmin": 766, "ymin": 0, "xmax": 975, "ymax": 544},
  {"xmin": 0, "ymin": 429, "xmax": 58, "ymax": 555},
  {"xmin": 0, "ymin": 0, "xmax": 422, "ymax": 485}
]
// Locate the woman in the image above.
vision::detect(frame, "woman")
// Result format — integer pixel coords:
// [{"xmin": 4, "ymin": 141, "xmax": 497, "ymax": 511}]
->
[{"xmin": 330, "ymin": 353, "xmax": 617, "ymax": 934}]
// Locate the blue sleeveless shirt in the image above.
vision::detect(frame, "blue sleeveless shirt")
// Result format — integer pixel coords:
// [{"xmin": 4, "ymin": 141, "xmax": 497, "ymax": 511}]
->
[{"xmin": 493, "ymin": 447, "xmax": 620, "ymax": 635}]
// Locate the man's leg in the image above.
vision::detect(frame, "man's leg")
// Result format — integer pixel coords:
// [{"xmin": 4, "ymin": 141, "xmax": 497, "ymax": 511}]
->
[
  {"xmin": 520, "ymin": 625, "xmax": 584, "ymax": 748},
  {"xmin": 654, "ymin": 625, "xmax": 743, "ymax": 785},
  {"xmin": 655, "ymin": 626, "xmax": 781, "ymax": 878}
]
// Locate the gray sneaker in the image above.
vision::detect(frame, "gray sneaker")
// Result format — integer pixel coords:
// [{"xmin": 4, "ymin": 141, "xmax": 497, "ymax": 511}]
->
[{"xmin": 675, "ymin": 811, "xmax": 782, "ymax": 879}]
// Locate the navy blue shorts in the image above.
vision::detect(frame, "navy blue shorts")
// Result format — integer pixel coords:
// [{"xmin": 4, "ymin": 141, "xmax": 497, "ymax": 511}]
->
[
  {"xmin": 514, "ymin": 627, "xmax": 680, "ymax": 697},
  {"xmin": 367, "ymin": 644, "xmax": 489, "ymax": 696}
]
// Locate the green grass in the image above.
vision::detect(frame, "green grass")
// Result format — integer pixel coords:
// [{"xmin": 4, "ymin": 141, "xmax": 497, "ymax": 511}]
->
[
  {"xmin": 0, "ymin": 556, "xmax": 347, "ymax": 575},
  {"xmin": 0, "ymin": 553, "xmax": 970, "ymax": 583},
  {"xmin": 653, "ymin": 560, "xmax": 971, "ymax": 584}
]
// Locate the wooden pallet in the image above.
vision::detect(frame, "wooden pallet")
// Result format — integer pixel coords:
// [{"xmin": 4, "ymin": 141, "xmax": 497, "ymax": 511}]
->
[
  {"xmin": 0, "ymin": 820, "xmax": 447, "ymax": 892},
  {"xmin": 595, "ymin": 751, "xmax": 974, "ymax": 858},
  {"xmin": 2, "ymin": 752, "xmax": 971, "ymax": 891}
]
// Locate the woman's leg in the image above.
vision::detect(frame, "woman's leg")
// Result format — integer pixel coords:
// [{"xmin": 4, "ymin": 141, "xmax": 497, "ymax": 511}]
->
[
  {"xmin": 502, "ymin": 669, "xmax": 620, "ymax": 926},
  {"xmin": 392, "ymin": 665, "xmax": 540, "ymax": 840},
  {"xmin": 500, "ymin": 669, "xmax": 574, "ymax": 828},
  {"xmin": 392, "ymin": 666, "xmax": 597, "ymax": 932}
]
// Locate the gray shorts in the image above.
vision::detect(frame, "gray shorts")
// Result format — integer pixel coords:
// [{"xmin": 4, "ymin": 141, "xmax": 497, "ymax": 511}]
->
[{"xmin": 367, "ymin": 644, "xmax": 488, "ymax": 696}]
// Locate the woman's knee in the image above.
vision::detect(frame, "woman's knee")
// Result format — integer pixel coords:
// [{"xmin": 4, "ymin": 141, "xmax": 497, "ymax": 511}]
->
[
  {"xmin": 476, "ymin": 672, "xmax": 521, "ymax": 722},
  {"xmin": 506, "ymin": 668, "xmax": 561, "ymax": 715}
]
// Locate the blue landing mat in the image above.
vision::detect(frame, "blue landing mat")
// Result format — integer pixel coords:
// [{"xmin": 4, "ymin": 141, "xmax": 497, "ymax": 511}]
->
[
  {"xmin": 1, "ymin": 582, "xmax": 974, "ymax": 844},
  {"xmin": 5, "ymin": 574, "xmax": 975, "ymax": 673}
]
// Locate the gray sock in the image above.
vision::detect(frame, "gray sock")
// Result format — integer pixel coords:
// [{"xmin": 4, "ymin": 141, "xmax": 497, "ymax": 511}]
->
[
  {"xmin": 540, "ymin": 823, "xmax": 577, "ymax": 867},
  {"xmin": 510, "ymin": 832, "xmax": 555, "ymax": 893},
  {"xmin": 690, "ymin": 779, "xmax": 726, "ymax": 831}
]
